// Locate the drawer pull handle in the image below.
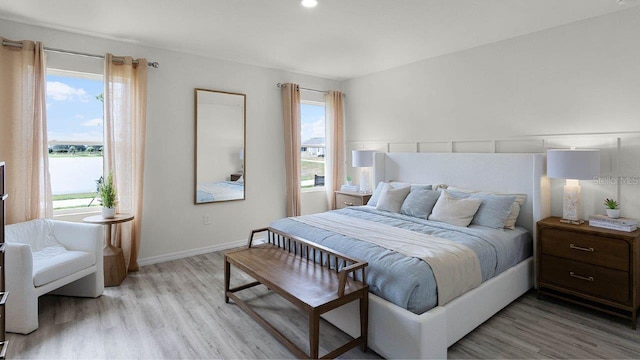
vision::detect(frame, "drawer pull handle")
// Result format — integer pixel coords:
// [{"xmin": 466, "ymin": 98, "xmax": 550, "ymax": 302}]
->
[
  {"xmin": 569, "ymin": 272, "xmax": 594, "ymax": 282},
  {"xmin": 344, "ymin": 202, "xmax": 354, "ymax": 206},
  {"xmin": 570, "ymin": 244, "xmax": 594, "ymax": 252}
]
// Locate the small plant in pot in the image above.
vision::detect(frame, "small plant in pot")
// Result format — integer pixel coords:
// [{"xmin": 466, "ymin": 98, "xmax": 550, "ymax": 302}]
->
[
  {"xmin": 604, "ymin": 198, "xmax": 621, "ymax": 219},
  {"xmin": 346, "ymin": 175, "xmax": 352, "ymax": 185},
  {"xmin": 99, "ymin": 172, "xmax": 118, "ymax": 219}
]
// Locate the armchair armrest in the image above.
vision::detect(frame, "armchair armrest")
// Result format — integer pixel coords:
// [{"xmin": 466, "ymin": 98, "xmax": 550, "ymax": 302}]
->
[
  {"xmin": 5, "ymin": 243, "xmax": 35, "ymax": 290},
  {"xmin": 51, "ymin": 221, "xmax": 103, "ymax": 253}
]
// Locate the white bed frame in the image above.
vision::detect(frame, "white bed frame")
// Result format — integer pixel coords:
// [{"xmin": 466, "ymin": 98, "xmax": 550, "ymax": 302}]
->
[{"xmin": 322, "ymin": 152, "xmax": 550, "ymax": 359}]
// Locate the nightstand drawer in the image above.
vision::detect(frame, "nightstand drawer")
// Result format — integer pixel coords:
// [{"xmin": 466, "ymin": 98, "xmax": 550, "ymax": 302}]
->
[
  {"xmin": 336, "ymin": 194, "xmax": 365, "ymax": 209},
  {"xmin": 541, "ymin": 228, "xmax": 629, "ymax": 271},
  {"xmin": 540, "ymin": 255, "xmax": 629, "ymax": 303}
]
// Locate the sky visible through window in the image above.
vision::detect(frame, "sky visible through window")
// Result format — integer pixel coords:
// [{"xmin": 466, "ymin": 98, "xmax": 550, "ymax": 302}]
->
[
  {"xmin": 46, "ymin": 74, "xmax": 104, "ymax": 143},
  {"xmin": 301, "ymin": 102, "xmax": 325, "ymax": 143}
]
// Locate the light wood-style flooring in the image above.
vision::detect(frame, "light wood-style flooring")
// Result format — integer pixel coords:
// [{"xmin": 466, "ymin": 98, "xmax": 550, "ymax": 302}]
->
[{"xmin": 7, "ymin": 250, "xmax": 640, "ymax": 359}]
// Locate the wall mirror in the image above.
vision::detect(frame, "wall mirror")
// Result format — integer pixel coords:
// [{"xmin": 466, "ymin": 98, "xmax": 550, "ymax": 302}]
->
[{"xmin": 195, "ymin": 88, "xmax": 246, "ymax": 204}]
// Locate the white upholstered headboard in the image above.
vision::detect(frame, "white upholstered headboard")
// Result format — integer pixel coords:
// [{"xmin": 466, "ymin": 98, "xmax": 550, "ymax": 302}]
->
[{"xmin": 373, "ymin": 152, "xmax": 550, "ymax": 234}]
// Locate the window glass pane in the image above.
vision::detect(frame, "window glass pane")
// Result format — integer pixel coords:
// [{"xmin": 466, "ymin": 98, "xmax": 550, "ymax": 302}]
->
[
  {"xmin": 46, "ymin": 71, "xmax": 104, "ymax": 210},
  {"xmin": 300, "ymin": 102, "xmax": 325, "ymax": 189}
]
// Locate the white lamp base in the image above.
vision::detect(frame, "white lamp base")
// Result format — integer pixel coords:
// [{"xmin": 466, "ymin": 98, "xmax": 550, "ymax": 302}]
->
[
  {"xmin": 359, "ymin": 167, "xmax": 371, "ymax": 193},
  {"xmin": 560, "ymin": 179, "xmax": 583, "ymax": 224}
]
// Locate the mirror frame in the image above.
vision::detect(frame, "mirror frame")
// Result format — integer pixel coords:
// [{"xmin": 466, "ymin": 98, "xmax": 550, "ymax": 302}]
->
[{"xmin": 194, "ymin": 88, "xmax": 246, "ymax": 204}]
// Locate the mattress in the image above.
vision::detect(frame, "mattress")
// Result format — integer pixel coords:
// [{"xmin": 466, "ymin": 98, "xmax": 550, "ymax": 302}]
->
[{"xmin": 270, "ymin": 206, "xmax": 532, "ymax": 314}]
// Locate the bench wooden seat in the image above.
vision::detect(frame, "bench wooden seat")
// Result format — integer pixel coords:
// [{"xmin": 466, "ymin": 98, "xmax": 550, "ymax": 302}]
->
[{"xmin": 225, "ymin": 227, "xmax": 369, "ymax": 359}]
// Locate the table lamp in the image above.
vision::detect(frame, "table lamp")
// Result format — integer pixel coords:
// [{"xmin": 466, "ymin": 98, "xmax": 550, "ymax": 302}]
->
[
  {"xmin": 547, "ymin": 148, "xmax": 600, "ymax": 224},
  {"xmin": 352, "ymin": 150, "xmax": 375, "ymax": 193}
]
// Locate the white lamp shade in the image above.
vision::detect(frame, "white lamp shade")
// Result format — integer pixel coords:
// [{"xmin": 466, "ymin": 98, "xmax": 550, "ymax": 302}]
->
[
  {"xmin": 547, "ymin": 149, "xmax": 600, "ymax": 180},
  {"xmin": 352, "ymin": 150, "xmax": 375, "ymax": 167}
]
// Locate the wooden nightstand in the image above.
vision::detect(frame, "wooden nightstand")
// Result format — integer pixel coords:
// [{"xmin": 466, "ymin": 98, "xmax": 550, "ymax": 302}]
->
[
  {"xmin": 334, "ymin": 191, "xmax": 372, "ymax": 210},
  {"xmin": 537, "ymin": 216, "xmax": 640, "ymax": 329}
]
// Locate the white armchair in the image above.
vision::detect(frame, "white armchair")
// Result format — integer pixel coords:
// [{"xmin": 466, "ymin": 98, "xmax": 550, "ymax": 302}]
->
[{"xmin": 5, "ymin": 219, "xmax": 104, "ymax": 334}]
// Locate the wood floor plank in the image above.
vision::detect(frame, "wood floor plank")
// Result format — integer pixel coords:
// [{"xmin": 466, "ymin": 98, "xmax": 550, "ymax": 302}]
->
[{"xmin": 6, "ymin": 250, "xmax": 640, "ymax": 359}]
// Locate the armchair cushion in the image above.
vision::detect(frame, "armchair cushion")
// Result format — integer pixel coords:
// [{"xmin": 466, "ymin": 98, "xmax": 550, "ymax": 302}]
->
[{"xmin": 32, "ymin": 246, "xmax": 96, "ymax": 287}]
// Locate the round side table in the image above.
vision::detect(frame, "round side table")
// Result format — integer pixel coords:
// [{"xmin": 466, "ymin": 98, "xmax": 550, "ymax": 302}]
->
[{"xmin": 83, "ymin": 213, "xmax": 134, "ymax": 287}]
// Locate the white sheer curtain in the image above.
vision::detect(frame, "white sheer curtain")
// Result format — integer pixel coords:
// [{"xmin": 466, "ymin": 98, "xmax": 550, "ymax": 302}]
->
[
  {"xmin": 0, "ymin": 37, "xmax": 52, "ymax": 224},
  {"xmin": 325, "ymin": 91, "xmax": 345, "ymax": 210},
  {"xmin": 104, "ymin": 53, "xmax": 148, "ymax": 271},
  {"xmin": 281, "ymin": 83, "xmax": 301, "ymax": 217}
]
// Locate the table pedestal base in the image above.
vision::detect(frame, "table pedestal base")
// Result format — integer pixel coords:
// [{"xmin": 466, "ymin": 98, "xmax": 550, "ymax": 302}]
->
[{"xmin": 104, "ymin": 244, "xmax": 126, "ymax": 287}]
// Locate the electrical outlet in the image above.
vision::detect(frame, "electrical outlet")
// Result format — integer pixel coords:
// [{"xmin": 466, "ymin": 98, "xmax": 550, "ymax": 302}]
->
[{"xmin": 203, "ymin": 215, "xmax": 211, "ymax": 225}]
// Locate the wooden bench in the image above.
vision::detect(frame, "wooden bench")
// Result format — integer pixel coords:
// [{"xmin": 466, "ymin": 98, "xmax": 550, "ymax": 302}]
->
[{"xmin": 224, "ymin": 227, "xmax": 369, "ymax": 359}]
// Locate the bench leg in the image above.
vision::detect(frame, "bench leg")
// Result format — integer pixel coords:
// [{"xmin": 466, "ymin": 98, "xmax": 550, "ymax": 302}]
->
[
  {"xmin": 360, "ymin": 293, "xmax": 368, "ymax": 352},
  {"xmin": 224, "ymin": 255, "xmax": 231, "ymax": 303},
  {"xmin": 309, "ymin": 310, "xmax": 320, "ymax": 359}
]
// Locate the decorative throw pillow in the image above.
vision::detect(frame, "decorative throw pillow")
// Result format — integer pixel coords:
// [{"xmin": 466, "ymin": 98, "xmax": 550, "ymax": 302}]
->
[
  {"xmin": 428, "ymin": 191, "xmax": 482, "ymax": 227},
  {"xmin": 376, "ymin": 183, "xmax": 411, "ymax": 213},
  {"xmin": 447, "ymin": 186, "xmax": 526, "ymax": 229},
  {"xmin": 401, "ymin": 189, "xmax": 440, "ymax": 219},
  {"xmin": 410, "ymin": 184, "xmax": 433, "ymax": 192},
  {"xmin": 446, "ymin": 190, "xmax": 516, "ymax": 229},
  {"xmin": 367, "ymin": 181, "xmax": 411, "ymax": 206},
  {"xmin": 366, "ymin": 182, "xmax": 386, "ymax": 206}
]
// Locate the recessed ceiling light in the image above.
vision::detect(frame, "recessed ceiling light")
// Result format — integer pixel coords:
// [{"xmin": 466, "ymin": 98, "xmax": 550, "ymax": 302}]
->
[{"xmin": 301, "ymin": 0, "xmax": 318, "ymax": 8}]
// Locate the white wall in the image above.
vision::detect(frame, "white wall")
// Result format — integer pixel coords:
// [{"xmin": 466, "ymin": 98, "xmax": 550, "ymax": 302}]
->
[
  {"xmin": 0, "ymin": 19, "xmax": 339, "ymax": 263},
  {"xmin": 342, "ymin": 7, "xmax": 640, "ymax": 220}
]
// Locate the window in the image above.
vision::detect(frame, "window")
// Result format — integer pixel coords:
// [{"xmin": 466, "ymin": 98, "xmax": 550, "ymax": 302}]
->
[
  {"xmin": 300, "ymin": 100, "xmax": 326, "ymax": 190},
  {"xmin": 46, "ymin": 69, "xmax": 104, "ymax": 212}
]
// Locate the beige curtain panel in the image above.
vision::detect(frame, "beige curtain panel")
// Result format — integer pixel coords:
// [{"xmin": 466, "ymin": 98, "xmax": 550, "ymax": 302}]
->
[
  {"xmin": 0, "ymin": 37, "xmax": 53, "ymax": 224},
  {"xmin": 325, "ymin": 90, "xmax": 345, "ymax": 210},
  {"xmin": 281, "ymin": 83, "xmax": 301, "ymax": 217},
  {"xmin": 104, "ymin": 53, "xmax": 148, "ymax": 272}
]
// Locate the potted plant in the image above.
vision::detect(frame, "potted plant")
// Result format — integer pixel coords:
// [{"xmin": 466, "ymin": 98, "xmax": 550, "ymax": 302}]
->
[
  {"xmin": 99, "ymin": 172, "xmax": 118, "ymax": 219},
  {"xmin": 604, "ymin": 198, "xmax": 621, "ymax": 218},
  {"xmin": 346, "ymin": 176, "xmax": 352, "ymax": 185}
]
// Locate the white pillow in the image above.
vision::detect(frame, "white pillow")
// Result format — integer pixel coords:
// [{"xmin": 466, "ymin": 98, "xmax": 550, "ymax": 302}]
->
[
  {"xmin": 428, "ymin": 191, "xmax": 482, "ymax": 227},
  {"xmin": 367, "ymin": 181, "xmax": 410, "ymax": 206},
  {"xmin": 376, "ymin": 183, "xmax": 411, "ymax": 213},
  {"xmin": 447, "ymin": 186, "xmax": 526, "ymax": 230}
]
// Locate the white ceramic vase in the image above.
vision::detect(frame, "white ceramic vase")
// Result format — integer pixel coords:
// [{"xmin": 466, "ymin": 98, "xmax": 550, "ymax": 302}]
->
[
  {"xmin": 102, "ymin": 207, "xmax": 116, "ymax": 219},
  {"xmin": 606, "ymin": 209, "xmax": 621, "ymax": 219}
]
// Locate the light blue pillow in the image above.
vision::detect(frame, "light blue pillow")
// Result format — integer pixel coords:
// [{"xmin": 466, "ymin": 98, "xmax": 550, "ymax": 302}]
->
[
  {"xmin": 401, "ymin": 189, "xmax": 440, "ymax": 219},
  {"xmin": 446, "ymin": 190, "xmax": 516, "ymax": 229},
  {"xmin": 410, "ymin": 184, "xmax": 433, "ymax": 192},
  {"xmin": 367, "ymin": 182, "xmax": 386, "ymax": 206}
]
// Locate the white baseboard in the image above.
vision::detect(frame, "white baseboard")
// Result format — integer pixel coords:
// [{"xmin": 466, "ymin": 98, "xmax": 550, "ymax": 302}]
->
[{"xmin": 138, "ymin": 237, "xmax": 259, "ymax": 267}]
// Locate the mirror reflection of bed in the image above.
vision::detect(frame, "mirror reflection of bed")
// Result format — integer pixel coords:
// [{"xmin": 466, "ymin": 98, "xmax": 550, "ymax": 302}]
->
[
  {"xmin": 196, "ymin": 176, "xmax": 244, "ymax": 203},
  {"xmin": 195, "ymin": 88, "xmax": 246, "ymax": 204}
]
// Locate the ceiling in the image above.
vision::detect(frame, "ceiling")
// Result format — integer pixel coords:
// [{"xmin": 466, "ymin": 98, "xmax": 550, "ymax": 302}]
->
[{"xmin": 0, "ymin": 0, "xmax": 637, "ymax": 80}]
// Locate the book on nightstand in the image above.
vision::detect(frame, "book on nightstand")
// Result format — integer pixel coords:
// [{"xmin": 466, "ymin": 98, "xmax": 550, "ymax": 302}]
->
[
  {"xmin": 589, "ymin": 215, "xmax": 638, "ymax": 232},
  {"xmin": 340, "ymin": 184, "xmax": 360, "ymax": 192}
]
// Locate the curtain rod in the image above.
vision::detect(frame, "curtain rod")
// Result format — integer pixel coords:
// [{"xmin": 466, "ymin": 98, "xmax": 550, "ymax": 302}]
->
[
  {"xmin": 276, "ymin": 83, "xmax": 328, "ymax": 94},
  {"xmin": 1, "ymin": 40, "xmax": 160, "ymax": 68}
]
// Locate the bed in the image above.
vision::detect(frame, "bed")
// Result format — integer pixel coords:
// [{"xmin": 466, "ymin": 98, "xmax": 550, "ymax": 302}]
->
[
  {"xmin": 196, "ymin": 180, "xmax": 244, "ymax": 202},
  {"xmin": 272, "ymin": 152, "xmax": 550, "ymax": 359}
]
